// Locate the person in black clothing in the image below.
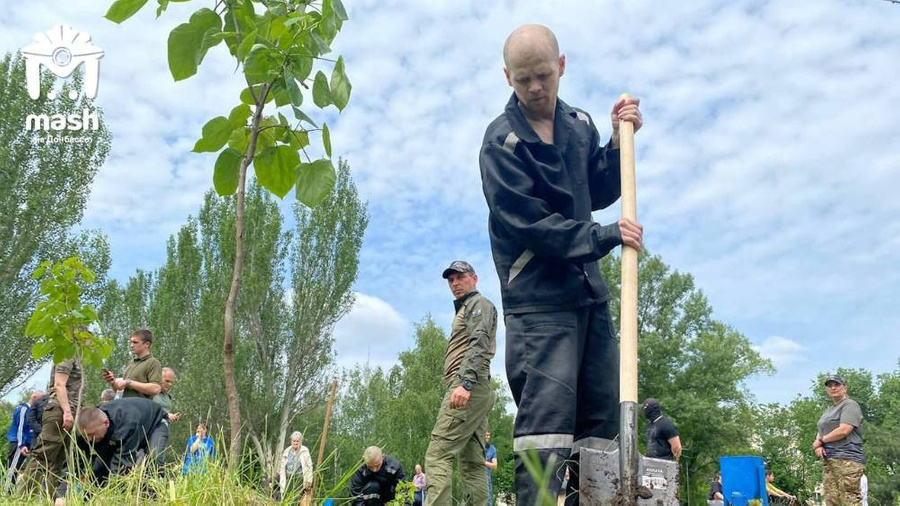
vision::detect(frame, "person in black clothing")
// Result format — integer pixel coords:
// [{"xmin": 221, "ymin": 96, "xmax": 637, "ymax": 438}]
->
[
  {"xmin": 642, "ymin": 398, "xmax": 682, "ymax": 461},
  {"xmin": 479, "ymin": 23, "xmax": 643, "ymax": 504},
  {"xmin": 350, "ymin": 446, "xmax": 405, "ymax": 505},
  {"xmin": 76, "ymin": 397, "xmax": 167, "ymax": 481},
  {"xmin": 25, "ymin": 391, "xmax": 48, "ymax": 439}
]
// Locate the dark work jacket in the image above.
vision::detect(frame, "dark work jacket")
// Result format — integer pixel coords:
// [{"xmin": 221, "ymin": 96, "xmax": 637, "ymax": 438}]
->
[
  {"xmin": 480, "ymin": 93, "xmax": 622, "ymax": 315},
  {"xmin": 94, "ymin": 397, "xmax": 166, "ymax": 459},
  {"xmin": 349, "ymin": 455, "xmax": 405, "ymax": 505}
]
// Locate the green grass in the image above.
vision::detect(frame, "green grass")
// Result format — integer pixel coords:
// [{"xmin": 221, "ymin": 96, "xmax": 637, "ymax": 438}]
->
[{"xmin": 0, "ymin": 445, "xmax": 368, "ymax": 506}]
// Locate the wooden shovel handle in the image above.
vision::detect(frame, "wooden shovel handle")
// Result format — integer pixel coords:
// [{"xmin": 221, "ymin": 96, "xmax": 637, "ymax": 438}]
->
[{"xmin": 618, "ymin": 93, "xmax": 638, "ymax": 404}]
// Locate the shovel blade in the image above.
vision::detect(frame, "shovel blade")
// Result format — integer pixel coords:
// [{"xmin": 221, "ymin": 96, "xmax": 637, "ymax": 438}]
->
[{"xmin": 579, "ymin": 447, "xmax": 679, "ymax": 505}]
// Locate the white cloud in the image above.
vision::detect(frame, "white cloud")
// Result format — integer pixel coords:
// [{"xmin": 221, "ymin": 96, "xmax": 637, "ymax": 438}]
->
[
  {"xmin": 3, "ymin": 0, "xmax": 899, "ymax": 406},
  {"xmin": 333, "ymin": 292, "xmax": 410, "ymax": 370},
  {"xmin": 753, "ymin": 336, "xmax": 807, "ymax": 369}
]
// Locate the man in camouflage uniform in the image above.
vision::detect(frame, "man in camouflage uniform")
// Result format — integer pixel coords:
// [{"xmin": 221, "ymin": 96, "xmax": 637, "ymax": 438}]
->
[
  {"xmin": 425, "ymin": 261, "xmax": 498, "ymax": 506},
  {"xmin": 18, "ymin": 358, "xmax": 83, "ymax": 498}
]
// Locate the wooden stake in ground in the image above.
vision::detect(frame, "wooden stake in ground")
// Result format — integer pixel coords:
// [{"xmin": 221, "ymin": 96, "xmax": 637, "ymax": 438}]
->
[
  {"xmin": 617, "ymin": 92, "xmax": 641, "ymax": 502},
  {"xmin": 311, "ymin": 378, "xmax": 339, "ymax": 502}
]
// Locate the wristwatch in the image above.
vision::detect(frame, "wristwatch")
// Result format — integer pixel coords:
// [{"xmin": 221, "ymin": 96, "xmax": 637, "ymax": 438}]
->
[{"xmin": 460, "ymin": 379, "xmax": 474, "ymax": 391}]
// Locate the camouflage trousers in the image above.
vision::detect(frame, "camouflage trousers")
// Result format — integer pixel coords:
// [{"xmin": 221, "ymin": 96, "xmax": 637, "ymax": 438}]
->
[
  {"xmin": 18, "ymin": 405, "xmax": 70, "ymax": 499},
  {"xmin": 424, "ymin": 380, "xmax": 494, "ymax": 506},
  {"xmin": 823, "ymin": 457, "xmax": 865, "ymax": 506}
]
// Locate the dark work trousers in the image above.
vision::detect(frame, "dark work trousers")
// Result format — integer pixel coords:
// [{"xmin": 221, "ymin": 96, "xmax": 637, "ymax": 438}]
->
[
  {"xmin": 505, "ymin": 302, "xmax": 619, "ymax": 505},
  {"xmin": 153, "ymin": 419, "xmax": 170, "ymax": 476}
]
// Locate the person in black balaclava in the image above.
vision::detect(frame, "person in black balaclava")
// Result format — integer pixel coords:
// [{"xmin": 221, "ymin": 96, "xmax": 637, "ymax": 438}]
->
[{"xmin": 642, "ymin": 398, "xmax": 682, "ymax": 461}]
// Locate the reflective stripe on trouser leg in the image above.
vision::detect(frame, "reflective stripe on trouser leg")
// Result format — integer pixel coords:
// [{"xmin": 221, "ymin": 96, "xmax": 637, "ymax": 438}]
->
[
  {"xmin": 569, "ymin": 303, "xmax": 620, "ymax": 505},
  {"xmin": 505, "ymin": 310, "xmax": 582, "ymax": 504}
]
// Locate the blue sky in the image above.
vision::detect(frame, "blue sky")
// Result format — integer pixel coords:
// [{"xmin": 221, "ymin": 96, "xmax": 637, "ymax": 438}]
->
[{"xmin": 2, "ymin": 0, "xmax": 899, "ymax": 406}]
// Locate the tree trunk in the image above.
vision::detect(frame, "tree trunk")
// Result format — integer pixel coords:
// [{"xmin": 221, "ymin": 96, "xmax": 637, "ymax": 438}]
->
[
  {"xmin": 223, "ymin": 85, "xmax": 270, "ymax": 467},
  {"xmin": 250, "ymin": 433, "xmax": 275, "ymax": 493}
]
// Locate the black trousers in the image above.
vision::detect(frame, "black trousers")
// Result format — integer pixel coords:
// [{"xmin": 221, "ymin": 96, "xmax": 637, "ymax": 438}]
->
[{"xmin": 505, "ymin": 303, "xmax": 619, "ymax": 504}]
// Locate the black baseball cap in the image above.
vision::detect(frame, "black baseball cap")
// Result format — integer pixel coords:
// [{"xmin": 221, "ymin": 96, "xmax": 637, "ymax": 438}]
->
[
  {"xmin": 642, "ymin": 398, "xmax": 660, "ymax": 410},
  {"xmin": 824, "ymin": 374, "xmax": 846, "ymax": 386},
  {"xmin": 442, "ymin": 260, "xmax": 475, "ymax": 279}
]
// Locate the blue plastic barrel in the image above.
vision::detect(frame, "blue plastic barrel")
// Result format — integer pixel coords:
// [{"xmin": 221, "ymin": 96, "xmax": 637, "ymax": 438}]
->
[{"xmin": 719, "ymin": 455, "xmax": 768, "ymax": 506}]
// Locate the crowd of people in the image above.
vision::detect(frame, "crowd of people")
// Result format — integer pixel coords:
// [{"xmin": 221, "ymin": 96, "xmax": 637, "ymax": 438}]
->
[
  {"xmin": 0, "ymin": 325, "xmax": 499, "ymax": 506},
  {"xmin": 1, "ymin": 330, "xmax": 220, "ymax": 504},
  {"xmin": 3, "ymin": 19, "xmax": 871, "ymax": 506}
]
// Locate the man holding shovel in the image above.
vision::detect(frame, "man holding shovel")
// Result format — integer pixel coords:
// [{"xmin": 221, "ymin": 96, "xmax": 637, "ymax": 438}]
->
[{"xmin": 479, "ymin": 23, "xmax": 642, "ymax": 503}]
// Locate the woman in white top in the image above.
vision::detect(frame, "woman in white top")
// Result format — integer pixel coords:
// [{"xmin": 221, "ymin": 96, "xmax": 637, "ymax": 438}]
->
[{"xmin": 280, "ymin": 431, "xmax": 314, "ymax": 504}]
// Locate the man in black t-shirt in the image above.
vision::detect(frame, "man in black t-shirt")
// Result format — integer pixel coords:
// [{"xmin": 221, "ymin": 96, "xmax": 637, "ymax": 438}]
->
[{"xmin": 642, "ymin": 398, "xmax": 682, "ymax": 461}]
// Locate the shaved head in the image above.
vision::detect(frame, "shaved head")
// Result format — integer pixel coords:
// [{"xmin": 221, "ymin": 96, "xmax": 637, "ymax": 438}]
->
[
  {"xmin": 503, "ymin": 24, "xmax": 560, "ymax": 68},
  {"xmin": 502, "ymin": 24, "xmax": 565, "ymax": 119}
]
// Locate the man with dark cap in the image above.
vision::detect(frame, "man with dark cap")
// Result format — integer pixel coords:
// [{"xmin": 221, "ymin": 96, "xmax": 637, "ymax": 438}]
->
[
  {"xmin": 642, "ymin": 398, "xmax": 681, "ymax": 461},
  {"xmin": 814, "ymin": 374, "xmax": 865, "ymax": 505},
  {"xmin": 424, "ymin": 260, "xmax": 497, "ymax": 505},
  {"xmin": 479, "ymin": 23, "xmax": 643, "ymax": 502}
]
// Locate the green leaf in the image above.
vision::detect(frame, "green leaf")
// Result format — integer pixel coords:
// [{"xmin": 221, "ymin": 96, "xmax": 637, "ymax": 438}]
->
[
  {"xmin": 285, "ymin": 129, "xmax": 310, "ymax": 150},
  {"xmin": 330, "ymin": 56, "xmax": 351, "ymax": 111},
  {"xmin": 289, "ymin": 55, "xmax": 313, "ymax": 82},
  {"xmin": 228, "ymin": 127, "xmax": 250, "ymax": 153},
  {"xmin": 52, "ymin": 342, "xmax": 75, "ymax": 365},
  {"xmin": 82, "ymin": 268, "xmax": 96, "ymax": 283},
  {"xmin": 255, "ymin": 117, "xmax": 278, "ymax": 152},
  {"xmin": 284, "ymin": 71, "xmax": 303, "ymax": 107},
  {"xmin": 271, "ymin": 81, "xmax": 291, "ymax": 108},
  {"xmin": 199, "ymin": 26, "xmax": 224, "ymax": 65},
  {"xmin": 214, "ymin": 148, "xmax": 243, "ymax": 195},
  {"xmin": 156, "ymin": 0, "xmax": 168, "ymax": 17},
  {"xmin": 82, "ymin": 306, "xmax": 99, "ymax": 322},
  {"xmin": 283, "ymin": 15, "xmax": 305, "ymax": 27},
  {"xmin": 229, "ymin": 104, "xmax": 252, "ymax": 128},
  {"xmin": 236, "ymin": 30, "xmax": 257, "ymax": 62},
  {"xmin": 105, "ymin": 0, "xmax": 149, "ymax": 23},
  {"xmin": 25, "ymin": 313, "xmax": 52, "ymax": 338},
  {"xmin": 322, "ymin": 123, "xmax": 332, "ymax": 158},
  {"xmin": 240, "ymin": 85, "xmax": 273, "ymax": 105},
  {"xmin": 193, "ymin": 117, "xmax": 234, "ymax": 153},
  {"xmin": 32, "ymin": 263, "xmax": 48, "ymax": 279},
  {"xmin": 312, "ymin": 71, "xmax": 331, "ymax": 108},
  {"xmin": 333, "ymin": 0, "xmax": 349, "ymax": 21},
  {"xmin": 292, "ymin": 106, "xmax": 318, "ymax": 128},
  {"xmin": 189, "ymin": 7, "xmax": 220, "ymax": 28},
  {"xmin": 31, "ymin": 340, "xmax": 55, "ymax": 360},
  {"xmin": 167, "ymin": 8, "xmax": 222, "ymax": 81},
  {"xmin": 295, "ymin": 159, "xmax": 336, "ymax": 207},
  {"xmin": 245, "ymin": 47, "xmax": 280, "ymax": 85},
  {"xmin": 253, "ymin": 146, "xmax": 300, "ymax": 198}
]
